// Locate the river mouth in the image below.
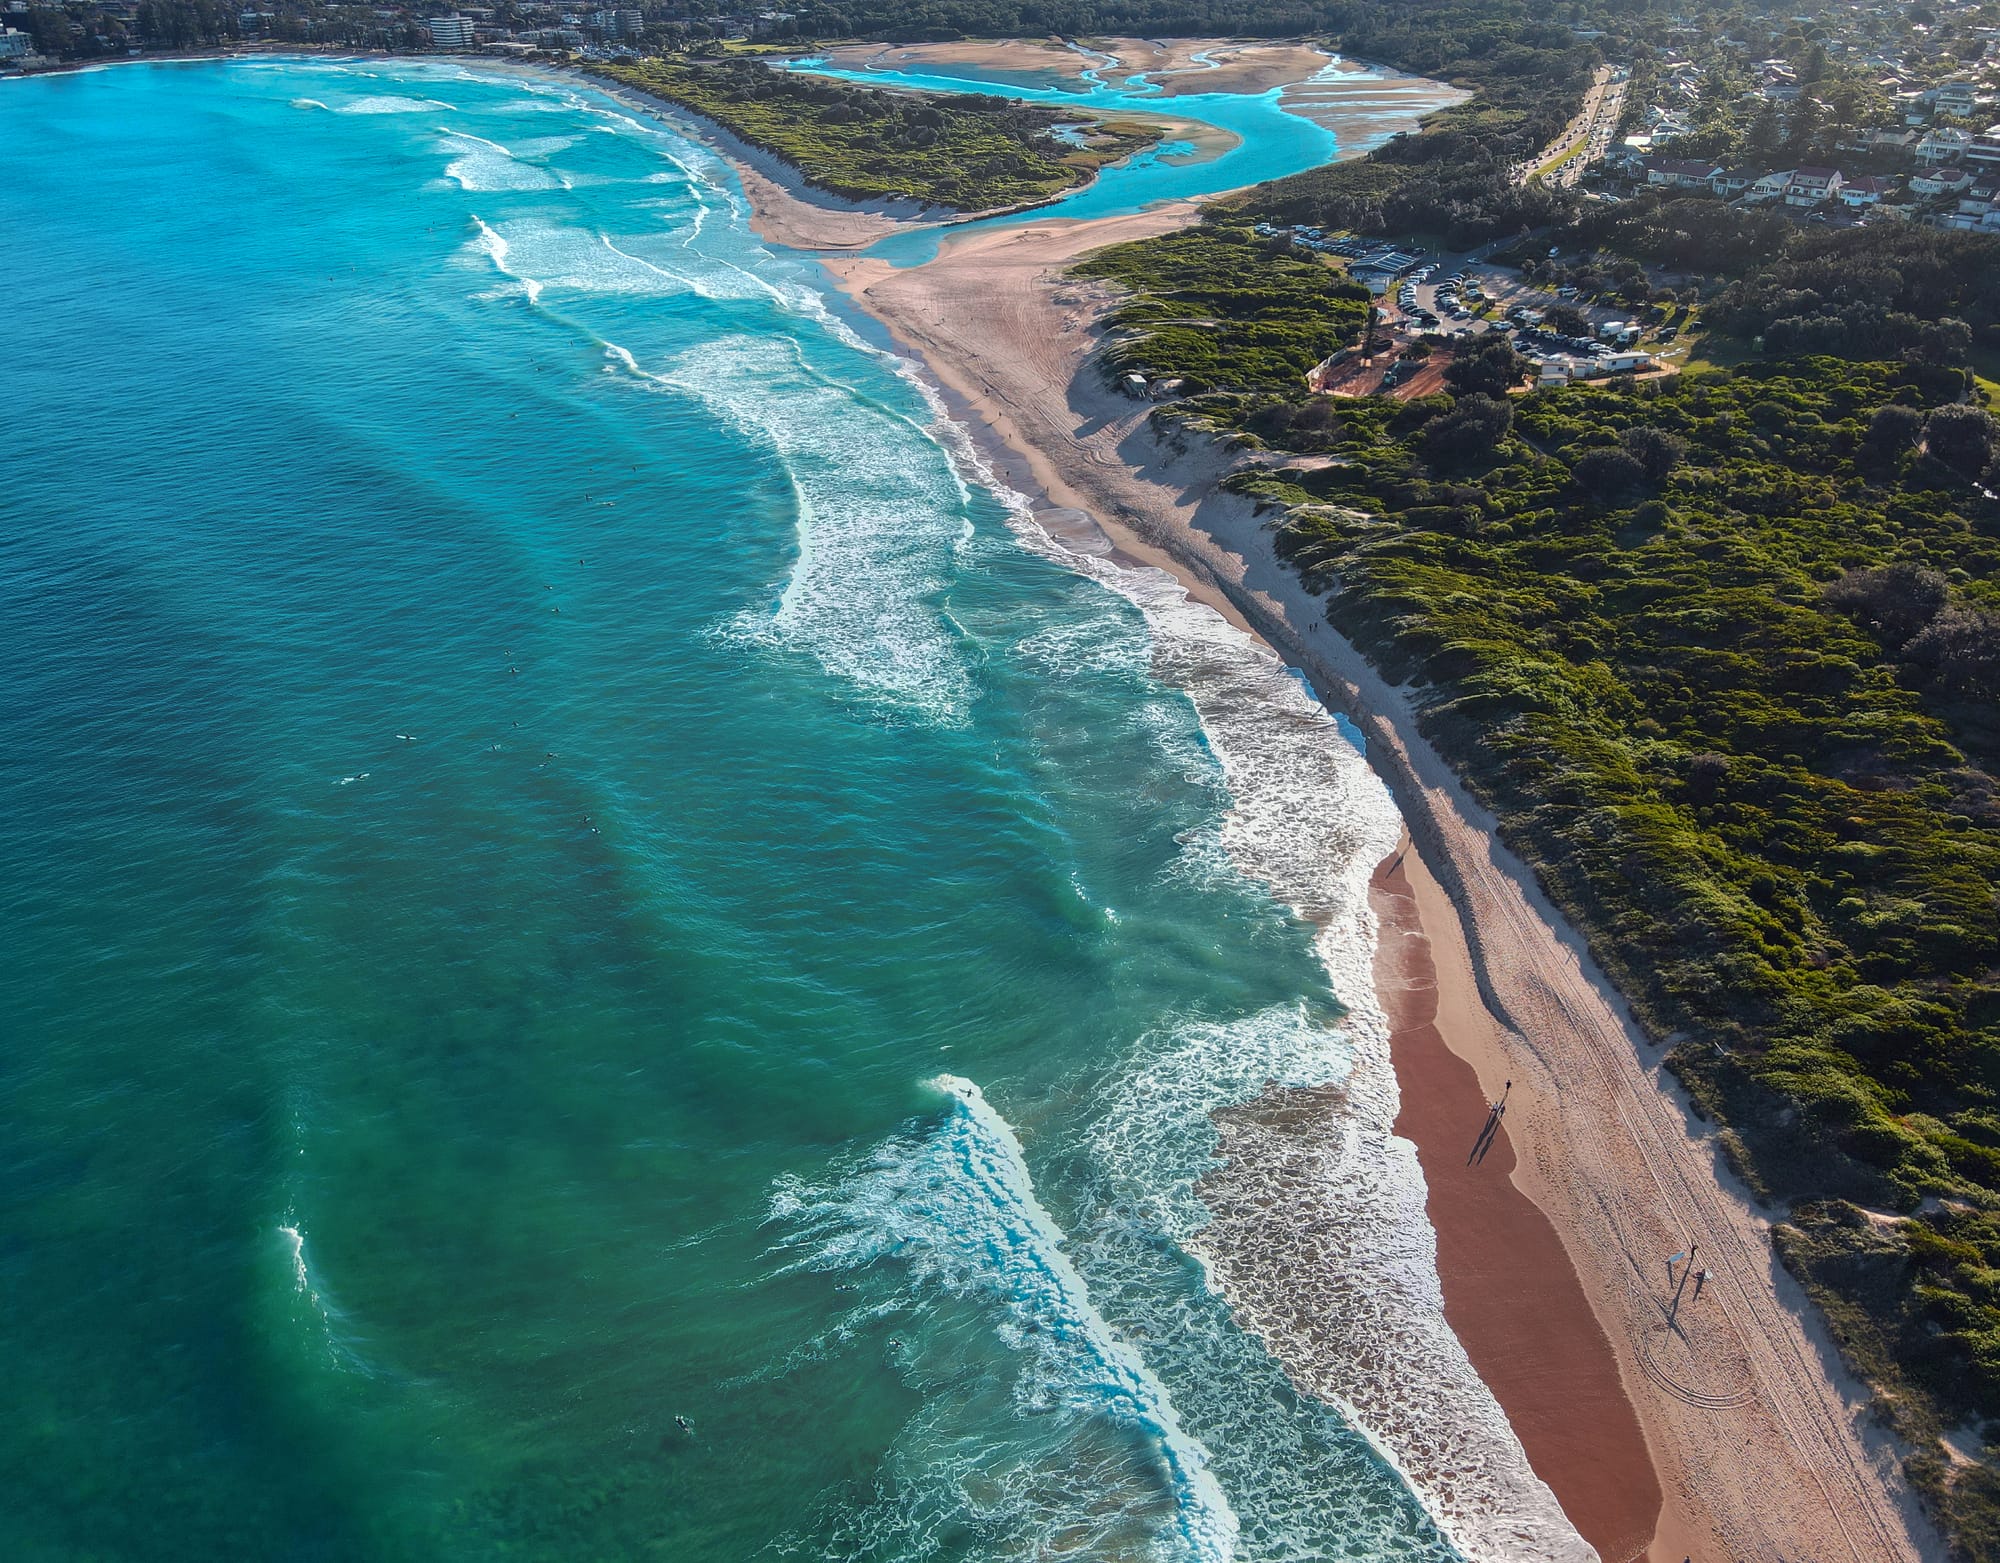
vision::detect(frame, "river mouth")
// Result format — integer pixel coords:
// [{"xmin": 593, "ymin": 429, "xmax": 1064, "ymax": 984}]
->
[{"xmin": 776, "ymin": 40, "xmax": 1467, "ymax": 261}]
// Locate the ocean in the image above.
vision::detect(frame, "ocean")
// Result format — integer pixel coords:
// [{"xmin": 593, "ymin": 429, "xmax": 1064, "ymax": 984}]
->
[{"xmin": 1, "ymin": 57, "xmax": 1564, "ymax": 1562}]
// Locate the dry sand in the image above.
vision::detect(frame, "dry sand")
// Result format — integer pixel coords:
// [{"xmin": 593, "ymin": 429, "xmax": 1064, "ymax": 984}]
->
[{"xmin": 823, "ymin": 211, "xmax": 1944, "ymax": 1563}]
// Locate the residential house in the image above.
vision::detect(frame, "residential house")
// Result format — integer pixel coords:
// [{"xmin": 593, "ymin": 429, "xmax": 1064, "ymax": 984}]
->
[
  {"xmin": 1909, "ymin": 165, "xmax": 1975, "ymax": 196},
  {"xmin": 1917, "ymin": 127, "xmax": 1973, "ymax": 164},
  {"xmin": 1710, "ymin": 168, "xmax": 1756, "ymax": 197},
  {"xmin": 1931, "ymin": 80, "xmax": 1981, "ymax": 118},
  {"xmin": 1840, "ymin": 175, "xmax": 1897, "ymax": 206},
  {"xmin": 1840, "ymin": 126, "xmax": 1915, "ymax": 155},
  {"xmin": 1643, "ymin": 157, "xmax": 1725, "ymax": 189},
  {"xmin": 1745, "ymin": 169, "xmax": 1795, "ymax": 202},
  {"xmin": 1968, "ymin": 126, "xmax": 2000, "ymax": 167},
  {"xmin": 1786, "ymin": 167, "xmax": 1845, "ymax": 205}
]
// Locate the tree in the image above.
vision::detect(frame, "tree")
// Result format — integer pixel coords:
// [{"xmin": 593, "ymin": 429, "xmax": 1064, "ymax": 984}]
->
[
  {"xmin": 1747, "ymin": 101, "xmax": 1782, "ymax": 158},
  {"xmin": 1446, "ymin": 337, "xmax": 1529, "ymax": 399},
  {"xmin": 1542, "ymin": 302, "xmax": 1589, "ymax": 337},
  {"xmin": 1863, "ymin": 403, "xmax": 1924, "ymax": 459},
  {"xmin": 1619, "ymin": 425, "xmax": 1686, "ymax": 482},
  {"xmin": 1824, "ymin": 562, "xmax": 1950, "ymax": 649},
  {"xmin": 1926, "ymin": 404, "xmax": 1998, "ymax": 478},
  {"xmin": 1905, "ymin": 607, "xmax": 2000, "ymax": 702},
  {"xmin": 1423, "ymin": 394, "xmax": 1514, "ymax": 464},
  {"xmin": 1572, "ymin": 445, "xmax": 1646, "ymax": 498}
]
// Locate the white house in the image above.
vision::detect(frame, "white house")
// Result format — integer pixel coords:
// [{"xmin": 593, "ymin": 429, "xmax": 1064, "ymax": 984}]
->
[
  {"xmin": 1968, "ymin": 126, "xmax": 2000, "ymax": 167},
  {"xmin": 1643, "ymin": 157, "xmax": 1725, "ymax": 189},
  {"xmin": 1745, "ymin": 170, "xmax": 1794, "ymax": 202},
  {"xmin": 1932, "ymin": 80, "xmax": 1980, "ymax": 118},
  {"xmin": 1917, "ymin": 127, "xmax": 1973, "ymax": 164},
  {"xmin": 1840, "ymin": 175, "xmax": 1897, "ymax": 206},
  {"xmin": 1910, "ymin": 165, "xmax": 1975, "ymax": 195},
  {"xmin": 1786, "ymin": 167, "xmax": 1845, "ymax": 205}
]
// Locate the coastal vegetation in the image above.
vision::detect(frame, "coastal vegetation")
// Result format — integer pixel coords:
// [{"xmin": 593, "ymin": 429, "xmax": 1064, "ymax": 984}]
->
[
  {"xmin": 1233, "ymin": 7, "xmax": 1595, "ymax": 246},
  {"xmin": 1075, "ymin": 225, "xmax": 1372, "ymax": 394},
  {"xmin": 1152, "ymin": 353, "xmax": 1999, "ymax": 1546},
  {"xmin": 592, "ymin": 56, "xmax": 1158, "ymax": 211}
]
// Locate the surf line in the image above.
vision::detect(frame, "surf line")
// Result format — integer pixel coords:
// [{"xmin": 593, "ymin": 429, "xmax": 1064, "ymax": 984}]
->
[{"xmin": 929, "ymin": 1075, "xmax": 1240, "ymax": 1562}]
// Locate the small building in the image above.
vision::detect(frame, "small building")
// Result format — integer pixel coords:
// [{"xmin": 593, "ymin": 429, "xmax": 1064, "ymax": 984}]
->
[
  {"xmin": 1910, "ymin": 165, "xmax": 1975, "ymax": 195},
  {"xmin": 1840, "ymin": 175, "xmax": 1897, "ymax": 206},
  {"xmin": 1786, "ymin": 167, "xmax": 1844, "ymax": 206},
  {"xmin": 1710, "ymin": 168, "xmax": 1756, "ymax": 197},
  {"xmin": 1968, "ymin": 125, "xmax": 2000, "ymax": 167}
]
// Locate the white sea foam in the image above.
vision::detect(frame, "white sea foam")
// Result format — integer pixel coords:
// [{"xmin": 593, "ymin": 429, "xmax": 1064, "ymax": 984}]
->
[
  {"xmin": 290, "ymin": 97, "xmax": 332, "ymax": 112},
  {"xmin": 467, "ymin": 215, "xmax": 542, "ymax": 304},
  {"xmin": 440, "ymin": 130, "xmax": 563, "ymax": 192},
  {"xmin": 771, "ymin": 1076, "xmax": 1239, "ymax": 1563},
  {"xmin": 616, "ymin": 332, "xmax": 975, "ymax": 724},
  {"xmin": 275, "ymin": 1220, "xmax": 370, "ymax": 1374},
  {"xmin": 816, "ymin": 299, "xmax": 1594, "ymax": 1559},
  {"xmin": 992, "ymin": 539, "xmax": 1592, "ymax": 1561},
  {"xmin": 338, "ymin": 93, "xmax": 457, "ymax": 115}
]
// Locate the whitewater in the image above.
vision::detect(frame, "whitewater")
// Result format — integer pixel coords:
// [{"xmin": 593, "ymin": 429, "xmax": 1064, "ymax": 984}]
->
[{"xmin": 0, "ymin": 55, "xmax": 1583, "ymax": 1563}]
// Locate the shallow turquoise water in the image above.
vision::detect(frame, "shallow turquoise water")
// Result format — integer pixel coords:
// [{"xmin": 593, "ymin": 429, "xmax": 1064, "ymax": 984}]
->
[
  {"xmin": 781, "ymin": 51, "xmax": 1451, "ymax": 264},
  {"xmin": 0, "ymin": 57, "xmax": 1473, "ymax": 1563}
]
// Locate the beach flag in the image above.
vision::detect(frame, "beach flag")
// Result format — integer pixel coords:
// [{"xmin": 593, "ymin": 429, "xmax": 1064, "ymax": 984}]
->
[{"xmin": 1667, "ymin": 1251, "xmax": 1688, "ymax": 1266}]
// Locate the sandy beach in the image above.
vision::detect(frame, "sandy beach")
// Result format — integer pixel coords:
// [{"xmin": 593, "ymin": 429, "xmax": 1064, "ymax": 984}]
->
[
  {"xmin": 817, "ymin": 211, "xmax": 1943, "ymax": 1562},
  {"xmin": 574, "ymin": 39, "xmax": 1942, "ymax": 1561}
]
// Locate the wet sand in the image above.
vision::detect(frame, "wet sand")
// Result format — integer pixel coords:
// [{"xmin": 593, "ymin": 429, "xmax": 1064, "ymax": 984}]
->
[
  {"xmin": 573, "ymin": 44, "xmax": 1937, "ymax": 1562},
  {"xmin": 819, "ymin": 208, "xmax": 1938, "ymax": 1563},
  {"xmin": 816, "ymin": 36, "xmax": 1340, "ymax": 98},
  {"xmin": 1373, "ymin": 843, "xmax": 1660, "ymax": 1562}
]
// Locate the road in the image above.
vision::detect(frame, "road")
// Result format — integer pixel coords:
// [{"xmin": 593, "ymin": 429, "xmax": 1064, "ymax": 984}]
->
[{"xmin": 1517, "ymin": 64, "xmax": 1626, "ymax": 188}]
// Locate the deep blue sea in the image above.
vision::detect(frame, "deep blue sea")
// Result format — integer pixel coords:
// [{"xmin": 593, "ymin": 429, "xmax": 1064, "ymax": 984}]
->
[{"xmin": 0, "ymin": 57, "xmax": 1571, "ymax": 1563}]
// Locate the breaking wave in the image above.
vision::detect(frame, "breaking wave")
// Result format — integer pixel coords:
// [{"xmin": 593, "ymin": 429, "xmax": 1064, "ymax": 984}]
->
[{"xmin": 769, "ymin": 1076, "xmax": 1239, "ymax": 1562}]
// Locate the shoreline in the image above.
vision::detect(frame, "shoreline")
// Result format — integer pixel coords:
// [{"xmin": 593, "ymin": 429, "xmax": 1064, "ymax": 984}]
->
[
  {"xmin": 811, "ymin": 207, "xmax": 1938, "ymax": 1563},
  {"xmin": 1372, "ymin": 839, "xmax": 1660, "ymax": 1561},
  {"xmin": 34, "ymin": 44, "xmax": 1935, "ymax": 1561}
]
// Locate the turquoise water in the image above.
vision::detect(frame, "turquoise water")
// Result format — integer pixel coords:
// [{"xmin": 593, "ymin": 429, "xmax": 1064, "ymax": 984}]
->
[
  {"xmin": 0, "ymin": 56, "xmax": 1545, "ymax": 1563},
  {"xmin": 781, "ymin": 52, "xmax": 1430, "ymax": 264}
]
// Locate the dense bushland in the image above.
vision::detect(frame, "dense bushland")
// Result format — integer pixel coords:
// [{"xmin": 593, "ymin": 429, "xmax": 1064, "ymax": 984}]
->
[
  {"xmin": 1204, "ymin": 361, "xmax": 2000, "ymax": 1507},
  {"xmin": 1074, "ymin": 225, "xmax": 1372, "ymax": 393}
]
